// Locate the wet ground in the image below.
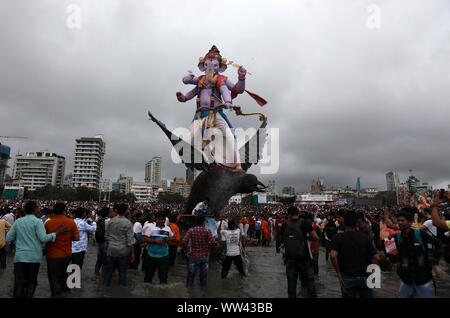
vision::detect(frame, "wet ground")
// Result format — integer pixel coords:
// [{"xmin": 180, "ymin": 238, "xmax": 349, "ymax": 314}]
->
[{"xmin": 1, "ymin": 244, "xmax": 449, "ymax": 298}]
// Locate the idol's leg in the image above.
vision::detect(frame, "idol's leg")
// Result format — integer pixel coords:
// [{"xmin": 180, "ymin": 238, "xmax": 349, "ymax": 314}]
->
[{"xmin": 214, "ymin": 113, "xmax": 242, "ymax": 171}]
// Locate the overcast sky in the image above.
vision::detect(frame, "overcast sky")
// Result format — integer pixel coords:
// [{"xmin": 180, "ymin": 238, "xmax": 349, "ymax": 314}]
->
[{"xmin": 1, "ymin": 0, "xmax": 450, "ymax": 192}]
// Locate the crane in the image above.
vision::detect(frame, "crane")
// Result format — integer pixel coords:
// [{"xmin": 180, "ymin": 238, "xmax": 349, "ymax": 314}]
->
[
  {"xmin": 0, "ymin": 136, "xmax": 28, "ymax": 140},
  {"xmin": 0, "ymin": 136, "xmax": 28, "ymax": 178}
]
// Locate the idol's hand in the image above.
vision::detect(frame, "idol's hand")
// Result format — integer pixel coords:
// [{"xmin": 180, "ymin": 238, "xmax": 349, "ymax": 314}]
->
[
  {"xmin": 225, "ymin": 102, "xmax": 233, "ymax": 111},
  {"xmin": 238, "ymin": 66, "xmax": 247, "ymax": 80},
  {"xmin": 176, "ymin": 92, "xmax": 187, "ymax": 102},
  {"xmin": 187, "ymin": 70, "xmax": 195, "ymax": 79}
]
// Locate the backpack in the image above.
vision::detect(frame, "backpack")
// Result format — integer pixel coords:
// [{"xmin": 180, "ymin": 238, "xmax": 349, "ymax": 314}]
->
[
  {"xmin": 95, "ymin": 218, "xmax": 106, "ymax": 244},
  {"xmin": 394, "ymin": 229, "xmax": 425, "ymax": 253},
  {"xmin": 394, "ymin": 229, "xmax": 435, "ymax": 293},
  {"xmin": 283, "ymin": 220, "xmax": 308, "ymax": 260}
]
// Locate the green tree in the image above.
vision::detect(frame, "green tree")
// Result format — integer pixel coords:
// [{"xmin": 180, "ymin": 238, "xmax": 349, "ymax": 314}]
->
[
  {"xmin": 110, "ymin": 190, "xmax": 124, "ymax": 202},
  {"xmin": 374, "ymin": 191, "xmax": 397, "ymax": 206},
  {"xmin": 124, "ymin": 193, "xmax": 137, "ymax": 203},
  {"xmin": 75, "ymin": 186, "xmax": 98, "ymax": 201},
  {"xmin": 157, "ymin": 192, "xmax": 185, "ymax": 204},
  {"xmin": 109, "ymin": 191, "xmax": 137, "ymax": 203},
  {"xmin": 339, "ymin": 192, "xmax": 356, "ymax": 199}
]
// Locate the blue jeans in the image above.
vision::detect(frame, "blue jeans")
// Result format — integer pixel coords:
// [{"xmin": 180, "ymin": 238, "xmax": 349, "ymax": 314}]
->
[
  {"xmin": 96, "ymin": 243, "xmax": 107, "ymax": 269},
  {"xmin": 186, "ymin": 257, "xmax": 209, "ymax": 288},
  {"xmin": 312, "ymin": 251, "xmax": 319, "ymax": 275},
  {"xmin": 103, "ymin": 256, "xmax": 128, "ymax": 287},
  {"xmin": 341, "ymin": 276, "xmax": 373, "ymax": 298},
  {"xmin": 286, "ymin": 259, "xmax": 317, "ymax": 298},
  {"xmin": 399, "ymin": 281, "xmax": 434, "ymax": 298}
]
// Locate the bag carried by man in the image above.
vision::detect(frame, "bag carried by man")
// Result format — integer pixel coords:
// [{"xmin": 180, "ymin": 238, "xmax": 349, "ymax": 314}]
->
[
  {"xmin": 283, "ymin": 220, "xmax": 309, "ymax": 260},
  {"xmin": 95, "ymin": 218, "xmax": 106, "ymax": 244}
]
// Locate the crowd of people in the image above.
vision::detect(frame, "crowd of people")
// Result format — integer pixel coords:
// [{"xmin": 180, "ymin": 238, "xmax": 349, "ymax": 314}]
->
[
  {"xmin": 1, "ymin": 191, "xmax": 450, "ymax": 298},
  {"xmin": 0, "ymin": 199, "xmax": 249, "ymax": 298}
]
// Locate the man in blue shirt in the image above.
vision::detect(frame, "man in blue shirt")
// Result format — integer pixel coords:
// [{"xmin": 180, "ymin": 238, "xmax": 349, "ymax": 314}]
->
[
  {"xmin": 142, "ymin": 211, "xmax": 173, "ymax": 284},
  {"xmin": 6, "ymin": 201, "xmax": 66, "ymax": 298},
  {"xmin": 71, "ymin": 207, "xmax": 97, "ymax": 269}
]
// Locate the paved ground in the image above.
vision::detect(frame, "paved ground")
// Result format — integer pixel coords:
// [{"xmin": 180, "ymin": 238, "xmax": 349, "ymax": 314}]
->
[{"xmin": 1, "ymin": 243, "xmax": 450, "ymax": 298}]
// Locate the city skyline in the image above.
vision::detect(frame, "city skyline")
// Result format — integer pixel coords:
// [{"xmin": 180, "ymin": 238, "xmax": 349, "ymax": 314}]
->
[{"xmin": 3, "ymin": 143, "xmax": 449, "ymax": 193}]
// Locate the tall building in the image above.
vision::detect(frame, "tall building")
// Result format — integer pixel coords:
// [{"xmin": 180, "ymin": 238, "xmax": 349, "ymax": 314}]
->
[
  {"xmin": 186, "ymin": 167, "xmax": 196, "ymax": 186},
  {"xmin": 356, "ymin": 177, "xmax": 361, "ymax": 193},
  {"xmin": 63, "ymin": 173, "xmax": 73, "ymax": 187},
  {"xmin": 282, "ymin": 186, "xmax": 295, "ymax": 196},
  {"xmin": 0, "ymin": 143, "xmax": 11, "ymax": 185},
  {"xmin": 160, "ymin": 179, "xmax": 171, "ymax": 191},
  {"xmin": 112, "ymin": 176, "xmax": 133, "ymax": 194},
  {"xmin": 72, "ymin": 135, "xmax": 106, "ymax": 189},
  {"xmin": 406, "ymin": 171, "xmax": 419, "ymax": 193},
  {"xmin": 14, "ymin": 151, "xmax": 65, "ymax": 191},
  {"xmin": 311, "ymin": 179, "xmax": 320, "ymax": 193},
  {"xmin": 131, "ymin": 181, "xmax": 155, "ymax": 202},
  {"xmin": 318, "ymin": 177, "xmax": 325, "ymax": 191},
  {"xmin": 267, "ymin": 180, "xmax": 276, "ymax": 195},
  {"xmin": 416, "ymin": 182, "xmax": 432, "ymax": 194},
  {"xmin": 386, "ymin": 171, "xmax": 400, "ymax": 192},
  {"xmin": 145, "ymin": 156, "xmax": 161, "ymax": 185},
  {"xmin": 170, "ymin": 177, "xmax": 190, "ymax": 197}
]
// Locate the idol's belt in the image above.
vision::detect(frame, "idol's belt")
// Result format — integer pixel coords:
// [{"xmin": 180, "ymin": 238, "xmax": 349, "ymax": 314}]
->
[
  {"xmin": 195, "ymin": 107, "xmax": 222, "ymax": 119},
  {"xmin": 196, "ymin": 106, "xmax": 222, "ymax": 112}
]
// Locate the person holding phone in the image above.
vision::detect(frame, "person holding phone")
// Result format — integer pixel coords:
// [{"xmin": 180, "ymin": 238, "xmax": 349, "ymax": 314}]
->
[{"xmin": 431, "ymin": 190, "xmax": 450, "ymax": 231}]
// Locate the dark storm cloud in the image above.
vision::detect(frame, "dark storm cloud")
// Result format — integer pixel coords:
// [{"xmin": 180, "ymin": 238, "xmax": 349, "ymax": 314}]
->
[{"xmin": 1, "ymin": 0, "xmax": 450, "ymax": 192}]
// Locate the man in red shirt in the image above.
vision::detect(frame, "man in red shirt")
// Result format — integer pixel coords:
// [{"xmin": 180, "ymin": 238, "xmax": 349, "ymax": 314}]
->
[
  {"xmin": 182, "ymin": 215, "xmax": 216, "ymax": 288},
  {"xmin": 44, "ymin": 202, "xmax": 79, "ymax": 297},
  {"xmin": 248, "ymin": 214, "xmax": 256, "ymax": 239}
]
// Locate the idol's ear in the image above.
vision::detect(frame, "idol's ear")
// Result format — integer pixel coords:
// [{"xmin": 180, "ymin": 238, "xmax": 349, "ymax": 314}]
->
[
  {"xmin": 198, "ymin": 57, "xmax": 206, "ymax": 72},
  {"xmin": 219, "ymin": 58, "xmax": 228, "ymax": 73}
]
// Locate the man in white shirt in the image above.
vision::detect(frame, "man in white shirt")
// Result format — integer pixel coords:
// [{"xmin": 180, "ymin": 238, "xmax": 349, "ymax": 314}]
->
[
  {"xmin": 192, "ymin": 198, "xmax": 209, "ymax": 216},
  {"xmin": 219, "ymin": 219, "xmax": 246, "ymax": 278},
  {"xmin": 217, "ymin": 216, "xmax": 228, "ymax": 234},
  {"xmin": 2, "ymin": 210, "xmax": 15, "ymax": 226},
  {"xmin": 72, "ymin": 207, "xmax": 97, "ymax": 269}
]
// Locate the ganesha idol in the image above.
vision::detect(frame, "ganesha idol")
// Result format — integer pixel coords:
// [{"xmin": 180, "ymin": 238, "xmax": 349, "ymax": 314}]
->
[{"xmin": 175, "ymin": 45, "xmax": 251, "ymax": 172}]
